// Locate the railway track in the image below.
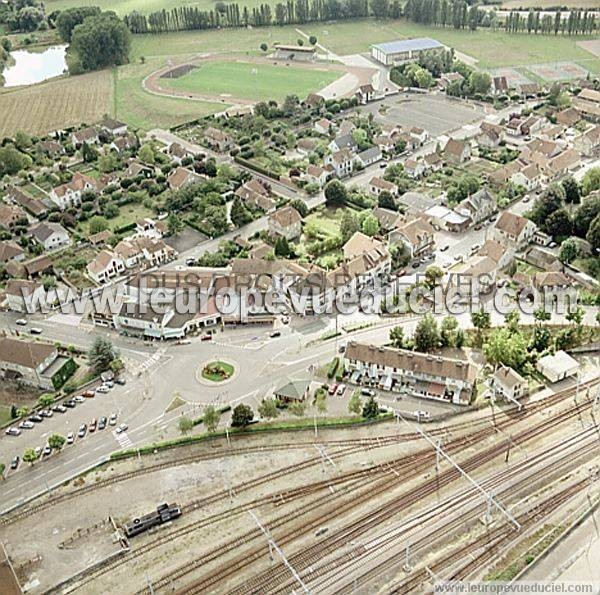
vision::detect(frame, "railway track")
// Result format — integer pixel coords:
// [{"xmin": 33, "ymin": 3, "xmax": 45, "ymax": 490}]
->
[{"xmin": 186, "ymin": 380, "xmax": 599, "ymax": 595}]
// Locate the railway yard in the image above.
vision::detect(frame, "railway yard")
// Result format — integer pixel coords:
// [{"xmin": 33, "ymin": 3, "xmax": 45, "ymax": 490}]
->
[{"xmin": 1, "ymin": 374, "xmax": 598, "ymax": 594}]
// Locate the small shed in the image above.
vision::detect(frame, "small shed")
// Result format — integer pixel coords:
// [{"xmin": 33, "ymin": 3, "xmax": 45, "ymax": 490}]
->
[
  {"xmin": 274, "ymin": 379, "xmax": 311, "ymax": 404},
  {"xmin": 536, "ymin": 351, "xmax": 580, "ymax": 383}
]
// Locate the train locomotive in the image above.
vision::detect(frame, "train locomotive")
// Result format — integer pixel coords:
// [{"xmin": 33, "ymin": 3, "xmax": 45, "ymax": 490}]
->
[{"xmin": 123, "ymin": 503, "xmax": 182, "ymax": 538}]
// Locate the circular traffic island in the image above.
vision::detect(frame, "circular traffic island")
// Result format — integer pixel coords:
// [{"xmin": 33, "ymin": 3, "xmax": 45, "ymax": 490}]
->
[{"xmin": 201, "ymin": 361, "xmax": 235, "ymax": 383}]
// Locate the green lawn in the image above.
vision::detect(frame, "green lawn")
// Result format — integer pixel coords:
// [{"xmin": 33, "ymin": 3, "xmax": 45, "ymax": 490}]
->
[
  {"xmin": 161, "ymin": 60, "xmax": 340, "ymax": 103},
  {"xmin": 0, "ymin": 406, "xmax": 12, "ymax": 427},
  {"xmin": 202, "ymin": 361, "xmax": 235, "ymax": 382},
  {"xmin": 78, "ymin": 203, "xmax": 156, "ymax": 234},
  {"xmin": 115, "ymin": 60, "xmax": 226, "ymax": 131}
]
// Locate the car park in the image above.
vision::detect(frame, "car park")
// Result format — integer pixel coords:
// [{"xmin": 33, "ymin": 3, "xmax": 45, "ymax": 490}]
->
[
  {"xmin": 109, "ymin": 413, "xmax": 118, "ymax": 426},
  {"xmin": 10, "ymin": 456, "xmax": 19, "ymax": 470},
  {"xmin": 5, "ymin": 427, "xmax": 21, "ymax": 436},
  {"xmin": 52, "ymin": 405, "xmax": 67, "ymax": 413},
  {"xmin": 30, "ymin": 327, "xmax": 43, "ymax": 335},
  {"xmin": 19, "ymin": 420, "xmax": 34, "ymax": 430},
  {"xmin": 116, "ymin": 423, "xmax": 128, "ymax": 434},
  {"xmin": 15, "ymin": 319, "xmax": 27, "ymax": 326},
  {"xmin": 77, "ymin": 424, "xmax": 87, "ymax": 438},
  {"xmin": 67, "ymin": 432, "xmax": 74, "ymax": 445}
]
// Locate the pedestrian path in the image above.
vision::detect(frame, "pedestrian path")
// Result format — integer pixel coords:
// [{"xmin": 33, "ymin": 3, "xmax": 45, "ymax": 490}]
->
[{"xmin": 113, "ymin": 431, "xmax": 133, "ymax": 448}]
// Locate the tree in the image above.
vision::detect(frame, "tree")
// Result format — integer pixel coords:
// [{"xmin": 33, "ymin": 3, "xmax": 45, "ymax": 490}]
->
[
  {"xmin": 274, "ymin": 236, "xmax": 292, "ymax": 257},
  {"xmin": 587, "ymin": 213, "xmax": 600, "ymax": 252},
  {"xmin": 484, "ymin": 327, "xmax": 528, "ymax": 371},
  {"xmin": 38, "ymin": 393, "xmax": 55, "ymax": 407},
  {"xmin": 231, "ymin": 404, "xmax": 254, "ymax": 428},
  {"xmin": 574, "ymin": 194, "xmax": 600, "ymax": 238},
  {"xmin": 413, "ymin": 313, "xmax": 440, "ymax": 353},
  {"xmin": 348, "ymin": 391, "xmax": 362, "ymax": 415},
  {"xmin": 81, "ymin": 141, "xmax": 99, "ymax": 163},
  {"xmin": 309, "ymin": 35, "xmax": 317, "ymax": 45},
  {"xmin": 324, "ymin": 180, "xmax": 348, "ymax": 207},
  {"xmin": 290, "ymin": 199, "xmax": 308, "ymax": 218},
  {"xmin": 0, "ymin": 462, "xmax": 4, "ymax": 480},
  {"xmin": 16, "ymin": 407, "xmax": 29, "ymax": 419},
  {"xmin": 138, "ymin": 143, "xmax": 155, "ymax": 164},
  {"xmin": 424, "ymin": 265, "xmax": 443, "ymax": 290},
  {"xmin": 559, "ymin": 238, "xmax": 580, "ymax": 264},
  {"xmin": 167, "ymin": 212, "xmax": 184, "ymax": 236},
  {"xmin": 260, "ymin": 42, "xmax": 268, "ymax": 52},
  {"xmin": 377, "ymin": 190, "xmax": 396, "ymax": 210},
  {"xmin": 258, "ymin": 398, "xmax": 280, "ymax": 420},
  {"xmin": 23, "ymin": 448, "xmax": 38, "ymax": 466},
  {"xmin": 440, "ymin": 316, "xmax": 459, "ymax": 347},
  {"xmin": 471, "ymin": 308, "xmax": 491, "ymax": 346},
  {"xmin": 71, "ymin": 12, "xmax": 131, "ymax": 71},
  {"xmin": 469, "ymin": 71, "xmax": 492, "ymax": 95},
  {"xmin": 178, "ymin": 416, "xmax": 194, "ymax": 435},
  {"xmin": 315, "ymin": 392, "xmax": 327, "ymax": 415},
  {"xmin": 88, "ymin": 336, "xmax": 118, "ymax": 373},
  {"xmin": 48, "ymin": 433, "xmax": 66, "ymax": 451},
  {"xmin": 581, "ymin": 167, "xmax": 600, "ymax": 196},
  {"xmin": 289, "ymin": 401, "xmax": 306, "ymax": 417},
  {"xmin": 203, "ymin": 405, "xmax": 220, "ymax": 433},
  {"xmin": 362, "ymin": 396, "xmax": 379, "ymax": 419},
  {"xmin": 566, "ymin": 305, "xmax": 584, "ymax": 331},
  {"xmin": 389, "ymin": 326, "xmax": 404, "ymax": 348},
  {"xmin": 534, "ymin": 306, "xmax": 551, "ymax": 324},
  {"xmin": 56, "ymin": 6, "xmax": 101, "ymax": 42},
  {"xmin": 0, "ymin": 145, "xmax": 32, "ymax": 176},
  {"xmin": 88, "ymin": 215, "xmax": 109, "ymax": 234},
  {"xmin": 282, "ymin": 94, "xmax": 300, "ymax": 117},
  {"xmin": 230, "ymin": 196, "xmax": 253, "ymax": 227},
  {"xmin": 361, "ymin": 214, "xmax": 379, "ymax": 237},
  {"xmin": 340, "ymin": 210, "xmax": 359, "ymax": 242},
  {"xmin": 562, "ymin": 176, "xmax": 580, "ymax": 204},
  {"xmin": 530, "ymin": 184, "xmax": 565, "ymax": 227},
  {"xmin": 545, "ymin": 208, "xmax": 572, "ymax": 238}
]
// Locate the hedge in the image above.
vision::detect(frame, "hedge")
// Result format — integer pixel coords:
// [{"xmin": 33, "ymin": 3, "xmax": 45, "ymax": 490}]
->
[
  {"xmin": 327, "ymin": 357, "xmax": 340, "ymax": 379},
  {"xmin": 233, "ymin": 155, "xmax": 280, "ymax": 181},
  {"xmin": 51, "ymin": 358, "xmax": 78, "ymax": 390}
]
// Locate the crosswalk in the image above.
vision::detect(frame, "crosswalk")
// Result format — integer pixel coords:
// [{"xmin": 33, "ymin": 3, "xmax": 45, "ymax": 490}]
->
[
  {"xmin": 113, "ymin": 431, "xmax": 133, "ymax": 448},
  {"xmin": 127, "ymin": 348, "xmax": 167, "ymax": 375}
]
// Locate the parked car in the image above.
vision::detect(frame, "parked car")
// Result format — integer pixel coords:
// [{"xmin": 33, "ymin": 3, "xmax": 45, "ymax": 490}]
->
[
  {"xmin": 43, "ymin": 445, "xmax": 52, "ymax": 457},
  {"xmin": 115, "ymin": 378, "xmax": 126, "ymax": 386},
  {"xmin": 30, "ymin": 327, "xmax": 43, "ymax": 335},
  {"xmin": 89, "ymin": 418, "xmax": 97, "ymax": 432},
  {"xmin": 414, "ymin": 410, "xmax": 430, "ymax": 420},
  {"xmin": 361, "ymin": 388, "xmax": 375, "ymax": 397},
  {"xmin": 77, "ymin": 424, "xmax": 87, "ymax": 438},
  {"xmin": 19, "ymin": 420, "xmax": 34, "ymax": 430},
  {"xmin": 103, "ymin": 380, "xmax": 114, "ymax": 388},
  {"xmin": 52, "ymin": 404, "xmax": 67, "ymax": 413},
  {"xmin": 34, "ymin": 446, "xmax": 42, "ymax": 457},
  {"xmin": 336, "ymin": 384, "xmax": 346, "ymax": 396},
  {"xmin": 269, "ymin": 331, "xmax": 281, "ymax": 338},
  {"xmin": 10, "ymin": 456, "xmax": 19, "ymax": 470},
  {"xmin": 15, "ymin": 319, "xmax": 27, "ymax": 326},
  {"xmin": 201, "ymin": 334, "xmax": 213, "ymax": 341},
  {"xmin": 186, "ymin": 257, "xmax": 196, "ymax": 266},
  {"xmin": 328, "ymin": 384, "xmax": 338, "ymax": 395},
  {"xmin": 98, "ymin": 416, "xmax": 107, "ymax": 430},
  {"xmin": 96, "ymin": 385, "xmax": 110, "ymax": 394},
  {"xmin": 82, "ymin": 390, "xmax": 95, "ymax": 398},
  {"xmin": 64, "ymin": 399, "xmax": 76, "ymax": 408},
  {"xmin": 66, "ymin": 432, "xmax": 74, "ymax": 445},
  {"xmin": 109, "ymin": 413, "xmax": 118, "ymax": 426},
  {"xmin": 74, "ymin": 395, "xmax": 86, "ymax": 403},
  {"xmin": 29, "ymin": 415, "xmax": 43, "ymax": 423},
  {"xmin": 5, "ymin": 427, "xmax": 21, "ymax": 436},
  {"xmin": 116, "ymin": 423, "xmax": 128, "ymax": 434},
  {"xmin": 40, "ymin": 409, "xmax": 53, "ymax": 418}
]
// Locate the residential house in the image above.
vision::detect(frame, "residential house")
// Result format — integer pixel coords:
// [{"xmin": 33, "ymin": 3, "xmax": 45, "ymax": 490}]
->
[
  {"xmin": 556, "ymin": 107, "xmax": 582, "ymax": 128},
  {"xmin": 546, "ymin": 148, "xmax": 581, "ymax": 179},
  {"xmin": 5, "ymin": 187, "xmax": 48, "ymax": 218},
  {"xmin": 22, "ymin": 254, "xmax": 53, "ymax": 279},
  {"xmin": 477, "ymin": 122, "xmax": 504, "ymax": 148},
  {"xmin": 125, "ymin": 160, "xmax": 154, "ymax": 179},
  {"xmin": 87, "ymin": 250, "xmax": 126, "ymax": 284},
  {"xmin": 110, "ymin": 133, "xmax": 138, "ymax": 154},
  {"xmin": 410, "ymin": 127, "xmax": 429, "ymax": 145},
  {"xmin": 487, "ymin": 160, "xmax": 521, "ymax": 187},
  {"xmin": 296, "ymin": 137, "xmax": 319, "ymax": 156},
  {"xmin": 404, "ymin": 158, "xmax": 425, "ymax": 179},
  {"xmin": 492, "ymin": 211, "xmax": 536, "ymax": 249},
  {"xmin": 0, "ymin": 337, "xmax": 59, "ymax": 390},
  {"xmin": 423, "ymin": 152, "xmax": 443, "ymax": 172},
  {"xmin": 304, "ymin": 93, "xmax": 325, "ymax": 110},
  {"xmin": 492, "ymin": 366, "xmax": 528, "ymax": 402},
  {"xmin": 101, "ymin": 118, "xmax": 128, "ymax": 136},
  {"xmin": 453, "ymin": 255, "xmax": 497, "ymax": 296},
  {"xmin": 439, "ymin": 72, "xmax": 463, "ymax": 89},
  {"xmin": 573, "ymin": 125, "xmax": 600, "ymax": 157},
  {"xmin": 71, "ymin": 126, "xmax": 100, "ymax": 147},
  {"xmin": 50, "ymin": 171, "xmax": 98, "ymax": 210},
  {"xmin": 328, "ymin": 134, "xmax": 358, "ymax": 154},
  {"xmin": 369, "ymin": 176, "xmax": 397, "ymax": 197},
  {"xmin": 167, "ymin": 167, "xmax": 204, "ymax": 190},
  {"xmin": 424, "ymin": 205, "xmax": 469, "ymax": 232},
  {"xmin": 520, "ymin": 115, "xmax": 545, "ymax": 136},
  {"xmin": 166, "ymin": 142, "xmax": 193, "ymax": 164},
  {"xmin": 372, "ymin": 207, "xmax": 403, "ymax": 232},
  {"xmin": 30, "ymin": 222, "xmax": 70, "ymax": 251},
  {"xmin": 343, "ymin": 232, "xmax": 385, "ymax": 260},
  {"xmin": 522, "ymin": 138, "xmax": 563, "ymax": 159},
  {"xmin": 4, "ymin": 279, "xmax": 45, "ymax": 313},
  {"xmin": 235, "ymin": 179, "xmax": 276, "ymax": 213},
  {"xmin": 510, "ymin": 163, "xmax": 544, "ymax": 191},
  {"xmin": 0, "ymin": 204, "xmax": 26, "ymax": 230},
  {"xmin": 204, "ymin": 127, "xmax": 234, "ymax": 152},
  {"xmin": 325, "ymin": 148, "xmax": 355, "ymax": 178},
  {"xmin": 572, "ymin": 88, "xmax": 600, "ymax": 121},
  {"xmin": 517, "ymin": 83, "xmax": 542, "ymax": 98},
  {"xmin": 135, "ymin": 218, "xmax": 166, "ymax": 239},
  {"xmin": 477, "ymin": 239, "xmax": 514, "ymax": 270},
  {"xmin": 505, "ymin": 117, "xmax": 525, "ymax": 137},
  {"xmin": 339, "ymin": 120, "xmax": 356, "ymax": 136},
  {"xmin": 492, "ymin": 76, "xmax": 509, "ymax": 95},
  {"xmin": 455, "ymin": 188, "xmax": 497, "ymax": 225},
  {"xmin": 355, "ymin": 146, "xmax": 382, "ymax": 168},
  {"xmin": 0, "ymin": 240, "xmax": 25, "ymax": 264},
  {"xmin": 268, "ymin": 206, "xmax": 302, "ymax": 241},
  {"xmin": 533, "ymin": 271, "xmax": 571, "ymax": 293},
  {"xmin": 374, "ymin": 134, "xmax": 396, "ymax": 155},
  {"xmin": 304, "ymin": 164, "xmax": 331, "ymax": 187},
  {"xmin": 88, "ymin": 229, "xmax": 112, "ymax": 246},
  {"xmin": 356, "ymin": 83, "xmax": 376, "ymax": 104},
  {"xmin": 344, "ymin": 342, "xmax": 478, "ymax": 404},
  {"xmin": 37, "ymin": 139, "xmax": 65, "ymax": 158},
  {"xmin": 390, "ymin": 216, "xmax": 435, "ymax": 257},
  {"xmin": 443, "ymin": 138, "xmax": 471, "ymax": 164},
  {"xmin": 314, "ymin": 118, "xmax": 334, "ymax": 135}
]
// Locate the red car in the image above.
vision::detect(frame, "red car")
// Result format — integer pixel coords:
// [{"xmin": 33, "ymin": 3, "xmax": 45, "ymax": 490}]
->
[{"xmin": 328, "ymin": 384, "xmax": 338, "ymax": 395}]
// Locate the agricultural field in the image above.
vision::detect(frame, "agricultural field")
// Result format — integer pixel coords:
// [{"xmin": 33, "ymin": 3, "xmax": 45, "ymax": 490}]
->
[
  {"xmin": 0, "ymin": 69, "xmax": 112, "ymax": 137},
  {"xmin": 114, "ymin": 59, "xmax": 226, "ymax": 131},
  {"xmin": 160, "ymin": 59, "xmax": 341, "ymax": 103},
  {"xmin": 501, "ymin": 0, "xmax": 600, "ymax": 7}
]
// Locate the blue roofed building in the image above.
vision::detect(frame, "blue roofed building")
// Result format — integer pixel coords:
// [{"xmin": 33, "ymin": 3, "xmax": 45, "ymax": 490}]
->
[{"xmin": 371, "ymin": 38, "xmax": 444, "ymax": 66}]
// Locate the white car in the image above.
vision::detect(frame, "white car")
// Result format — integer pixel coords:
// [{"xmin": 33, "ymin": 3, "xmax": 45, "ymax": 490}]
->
[
  {"xmin": 15, "ymin": 319, "xmax": 27, "ymax": 326},
  {"xmin": 336, "ymin": 384, "xmax": 346, "ymax": 396},
  {"xmin": 115, "ymin": 423, "xmax": 128, "ymax": 434},
  {"xmin": 96, "ymin": 385, "xmax": 110, "ymax": 394},
  {"xmin": 109, "ymin": 413, "xmax": 118, "ymax": 426},
  {"xmin": 74, "ymin": 395, "xmax": 86, "ymax": 403},
  {"xmin": 5, "ymin": 427, "xmax": 21, "ymax": 436},
  {"xmin": 414, "ymin": 410, "xmax": 430, "ymax": 420},
  {"xmin": 18, "ymin": 420, "xmax": 34, "ymax": 429},
  {"xmin": 66, "ymin": 432, "xmax": 75, "ymax": 445}
]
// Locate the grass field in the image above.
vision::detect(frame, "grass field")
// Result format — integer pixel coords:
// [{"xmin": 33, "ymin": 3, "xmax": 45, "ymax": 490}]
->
[
  {"xmin": 501, "ymin": 0, "xmax": 599, "ymax": 7},
  {"xmin": 0, "ymin": 69, "xmax": 112, "ymax": 137},
  {"xmin": 115, "ymin": 60, "xmax": 226, "ymax": 130},
  {"xmin": 78, "ymin": 203, "xmax": 156, "ymax": 234},
  {"xmin": 161, "ymin": 60, "xmax": 340, "ymax": 102}
]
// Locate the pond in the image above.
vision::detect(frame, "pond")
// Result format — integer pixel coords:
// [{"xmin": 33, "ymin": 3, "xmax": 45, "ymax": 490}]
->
[{"xmin": 2, "ymin": 44, "xmax": 68, "ymax": 87}]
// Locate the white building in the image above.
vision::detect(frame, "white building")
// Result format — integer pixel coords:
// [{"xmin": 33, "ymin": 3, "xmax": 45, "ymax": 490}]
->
[{"xmin": 536, "ymin": 351, "xmax": 580, "ymax": 383}]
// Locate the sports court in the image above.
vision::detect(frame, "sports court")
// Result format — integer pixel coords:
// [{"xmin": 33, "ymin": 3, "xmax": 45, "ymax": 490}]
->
[
  {"xmin": 526, "ymin": 61, "xmax": 589, "ymax": 81},
  {"xmin": 488, "ymin": 67, "xmax": 533, "ymax": 87}
]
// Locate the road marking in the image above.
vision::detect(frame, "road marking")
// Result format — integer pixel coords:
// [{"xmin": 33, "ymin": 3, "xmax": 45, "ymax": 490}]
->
[{"xmin": 113, "ymin": 431, "xmax": 133, "ymax": 448}]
